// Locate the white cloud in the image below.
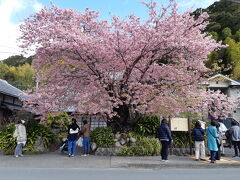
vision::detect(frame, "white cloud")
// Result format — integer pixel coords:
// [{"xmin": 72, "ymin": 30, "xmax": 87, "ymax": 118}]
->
[
  {"xmin": 0, "ymin": 0, "xmax": 43, "ymax": 60},
  {"xmin": 33, "ymin": 0, "xmax": 43, "ymax": 12}
]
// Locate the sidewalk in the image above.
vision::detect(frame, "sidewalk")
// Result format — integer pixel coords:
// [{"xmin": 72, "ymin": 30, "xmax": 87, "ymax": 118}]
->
[{"xmin": 1, "ymin": 151, "xmax": 240, "ymax": 169}]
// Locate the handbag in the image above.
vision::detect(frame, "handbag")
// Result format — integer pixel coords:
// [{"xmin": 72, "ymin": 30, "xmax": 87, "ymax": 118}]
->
[
  {"xmin": 209, "ymin": 128, "xmax": 221, "ymax": 146},
  {"xmin": 69, "ymin": 128, "xmax": 79, "ymax": 134},
  {"xmin": 216, "ymin": 138, "xmax": 221, "ymax": 146},
  {"xmin": 77, "ymin": 137, "xmax": 83, "ymax": 147}
]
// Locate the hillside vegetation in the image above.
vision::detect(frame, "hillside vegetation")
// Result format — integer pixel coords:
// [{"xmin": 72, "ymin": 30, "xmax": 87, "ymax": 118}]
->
[{"xmin": 193, "ymin": 0, "xmax": 240, "ymax": 79}]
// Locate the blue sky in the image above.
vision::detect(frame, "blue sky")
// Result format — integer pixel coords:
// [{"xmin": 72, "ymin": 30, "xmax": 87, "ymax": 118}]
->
[
  {"xmin": 11, "ymin": 0, "xmax": 219, "ymax": 22},
  {"xmin": 0, "ymin": 0, "xmax": 219, "ymax": 60}
]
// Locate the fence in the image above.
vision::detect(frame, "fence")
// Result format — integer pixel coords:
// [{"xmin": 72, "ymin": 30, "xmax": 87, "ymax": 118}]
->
[{"xmin": 72, "ymin": 114, "xmax": 107, "ymax": 130}]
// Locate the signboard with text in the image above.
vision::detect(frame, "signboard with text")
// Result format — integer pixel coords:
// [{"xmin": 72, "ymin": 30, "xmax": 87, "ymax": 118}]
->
[{"xmin": 170, "ymin": 117, "xmax": 188, "ymax": 131}]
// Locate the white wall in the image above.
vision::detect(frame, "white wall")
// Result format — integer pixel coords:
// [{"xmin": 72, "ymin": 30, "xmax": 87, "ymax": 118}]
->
[
  {"xmin": 208, "ymin": 81, "xmax": 230, "ymax": 88},
  {"xmin": 228, "ymin": 87, "xmax": 240, "ymax": 121}
]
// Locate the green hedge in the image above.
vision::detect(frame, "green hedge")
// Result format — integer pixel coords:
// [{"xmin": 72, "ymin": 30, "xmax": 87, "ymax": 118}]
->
[
  {"xmin": 117, "ymin": 137, "xmax": 160, "ymax": 156},
  {"xmin": 46, "ymin": 112, "xmax": 71, "ymax": 131},
  {"xmin": 26, "ymin": 120, "xmax": 56, "ymax": 152},
  {"xmin": 172, "ymin": 132, "xmax": 190, "ymax": 148},
  {"xmin": 0, "ymin": 124, "xmax": 16, "ymax": 155},
  {"xmin": 90, "ymin": 127, "xmax": 115, "ymax": 148},
  {"xmin": 46, "ymin": 112, "xmax": 71, "ymax": 142},
  {"xmin": 133, "ymin": 116, "xmax": 160, "ymax": 137}
]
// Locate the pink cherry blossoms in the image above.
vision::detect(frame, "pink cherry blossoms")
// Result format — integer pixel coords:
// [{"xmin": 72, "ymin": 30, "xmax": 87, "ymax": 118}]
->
[
  {"xmin": 202, "ymin": 90, "xmax": 237, "ymax": 120},
  {"xmin": 19, "ymin": 1, "xmax": 235, "ymax": 125}
]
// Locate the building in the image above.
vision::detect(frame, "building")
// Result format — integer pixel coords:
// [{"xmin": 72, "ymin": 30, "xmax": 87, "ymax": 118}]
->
[
  {"xmin": 0, "ymin": 79, "xmax": 23, "ymax": 125},
  {"xmin": 206, "ymin": 74, "xmax": 240, "ymax": 120}
]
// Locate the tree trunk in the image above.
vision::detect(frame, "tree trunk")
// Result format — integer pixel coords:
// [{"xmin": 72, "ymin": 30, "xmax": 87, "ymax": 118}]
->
[{"xmin": 108, "ymin": 104, "xmax": 138, "ymax": 132}]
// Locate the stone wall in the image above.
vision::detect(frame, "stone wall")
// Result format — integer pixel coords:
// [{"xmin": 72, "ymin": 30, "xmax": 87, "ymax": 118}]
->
[{"xmin": 171, "ymin": 147, "xmax": 207, "ymax": 156}]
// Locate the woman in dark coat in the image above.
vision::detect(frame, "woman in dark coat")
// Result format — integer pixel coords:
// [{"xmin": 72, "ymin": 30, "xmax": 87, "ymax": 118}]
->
[
  {"xmin": 158, "ymin": 118, "xmax": 172, "ymax": 161},
  {"xmin": 67, "ymin": 118, "xmax": 80, "ymax": 157},
  {"xmin": 191, "ymin": 121, "xmax": 206, "ymax": 161}
]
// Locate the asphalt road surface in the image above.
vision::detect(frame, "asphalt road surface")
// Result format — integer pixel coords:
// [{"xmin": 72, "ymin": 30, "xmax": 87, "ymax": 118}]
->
[{"xmin": 1, "ymin": 168, "xmax": 240, "ymax": 180}]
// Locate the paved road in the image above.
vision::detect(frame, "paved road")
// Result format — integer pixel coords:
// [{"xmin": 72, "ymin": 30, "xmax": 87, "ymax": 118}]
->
[
  {"xmin": 1, "ymin": 168, "xmax": 240, "ymax": 180},
  {"xmin": 1, "ymin": 150, "xmax": 240, "ymax": 169}
]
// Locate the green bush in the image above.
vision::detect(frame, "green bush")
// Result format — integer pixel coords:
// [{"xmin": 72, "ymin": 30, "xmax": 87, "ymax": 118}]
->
[
  {"xmin": 0, "ymin": 124, "xmax": 16, "ymax": 155},
  {"xmin": 46, "ymin": 112, "xmax": 71, "ymax": 141},
  {"xmin": 90, "ymin": 127, "xmax": 114, "ymax": 148},
  {"xmin": 117, "ymin": 137, "xmax": 160, "ymax": 156},
  {"xmin": 26, "ymin": 120, "xmax": 56, "ymax": 152},
  {"xmin": 133, "ymin": 116, "xmax": 160, "ymax": 137},
  {"xmin": 172, "ymin": 132, "xmax": 190, "ymax": 148},
  {"xmin": 46, "ymin": 112, "xmax": 71, "ymax": 131}
]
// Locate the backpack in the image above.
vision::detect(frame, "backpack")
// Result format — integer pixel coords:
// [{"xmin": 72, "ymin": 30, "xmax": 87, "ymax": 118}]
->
[{"xmin": 225, "ymin": 129, "xmax": 231, "ymax": 140}]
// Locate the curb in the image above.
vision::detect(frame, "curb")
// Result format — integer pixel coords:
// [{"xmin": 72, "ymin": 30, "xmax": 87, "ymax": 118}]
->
[{"xmin": 126, "ymin": 163, "xmax": 240, "ymax": 169}]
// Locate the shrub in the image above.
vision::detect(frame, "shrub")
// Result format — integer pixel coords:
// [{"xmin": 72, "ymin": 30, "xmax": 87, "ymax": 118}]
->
[
  {"xmin": 117, "ymin": 137, "xmax": 160, "ymax": 156},
  {"xmin": 172, "ymin": 132, "xmax": 190, "ymax": 148},
  {"xmin": 46, "ymin": 112, "xmax": 71, "ymax": 131},
  {"xmin": 133, "ymin": 116, "xmax": 160, "ymax": 137},
  {"xmin": 46, "ymin": 112, "xmax": 71, "ymax": 141},
  {"xmin": 90, "ymin": 127, "xmax": 115, "ymax": 148},
  {"xmin": 0, "ymin": 124, "xmax": 16, "ymax": 155},
  {"xmin": 26, "ymin": 120, "xmax": 56, "ymax": 152}
]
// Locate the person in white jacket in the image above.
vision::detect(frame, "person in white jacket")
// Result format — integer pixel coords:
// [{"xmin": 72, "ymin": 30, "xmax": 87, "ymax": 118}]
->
[{"xmin": 14, "ymin": 120, "xmax": 27, "ymax": 157}]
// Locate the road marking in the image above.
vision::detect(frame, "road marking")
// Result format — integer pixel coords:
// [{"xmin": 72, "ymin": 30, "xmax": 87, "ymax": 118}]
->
[{"xmin": 189, "ymin": 156, "xmax": 240, "ymax": 164}]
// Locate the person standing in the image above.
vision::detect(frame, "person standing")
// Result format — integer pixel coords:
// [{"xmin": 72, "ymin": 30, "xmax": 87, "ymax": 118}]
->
[
  {"xmin": 82, "ymin": 120, "xmax": 90, "ymax": 156},
  {"xmin": 157, "ymin": 118, "xmax": 172, "ymax": 162},
  {"xmin": 67, "ymin": 118, "xmax": 80, "ymax": 157},
  {"xmin": 215, "ymin": 122, "xmax": 222, "ymax": 160},
  {"xmin": 229, "ymin": 121, "xmax": 240, "ymax": 157},
  {"xmin": 191, "ymin": 121, "xmax": 206, "ymax": 161},
  {"xmin": 206, "ymin": 121, "xmax": 219, "ymax": 163},
  {"xmin": 14, "ymin": 120, "xmax": 27, "ymax": 158}
]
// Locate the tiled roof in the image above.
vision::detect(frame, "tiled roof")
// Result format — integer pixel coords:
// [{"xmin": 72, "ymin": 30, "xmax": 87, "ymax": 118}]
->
[
  {"xmin": 0, "ymin": 79, "xmax": 23, "ymax": 98},
  {"xmin": 208, "ymin": 74, "xmax": 240, "ymax": 86}
]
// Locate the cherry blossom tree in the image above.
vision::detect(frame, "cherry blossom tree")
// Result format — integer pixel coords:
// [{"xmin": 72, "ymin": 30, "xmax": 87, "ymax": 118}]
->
[
  {"xmin": 19, "ymin": 0, "xmax": 234, "ymax": 129},
  {"xmin": 203, "ymin": 90, "xmax": 237, "ymax": 120},
  {"xmin": 185, "ymin": 89, "xmax": 237, "ymax": 119}
]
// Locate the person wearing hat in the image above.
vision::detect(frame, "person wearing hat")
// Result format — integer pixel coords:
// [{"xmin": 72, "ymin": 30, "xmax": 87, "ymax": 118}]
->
[{"xmin": 13, "ymin": 120, "xmax": 27, "ymax": 158}]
